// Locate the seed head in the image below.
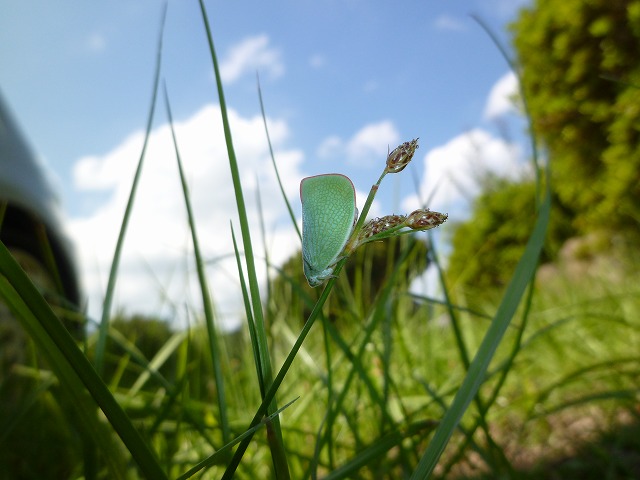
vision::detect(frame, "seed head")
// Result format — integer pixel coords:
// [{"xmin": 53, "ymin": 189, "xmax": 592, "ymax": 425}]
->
[
  {"xmin": 405, "ymin": 209, "xmax": 448, "ymax": 231},
  {"xmin": 359, "ymin": 214, "xmax": 407, "ymax": 240},
  {"xmin": 385, "ymin": 138, "xmax": 419, "ymax": 174}
]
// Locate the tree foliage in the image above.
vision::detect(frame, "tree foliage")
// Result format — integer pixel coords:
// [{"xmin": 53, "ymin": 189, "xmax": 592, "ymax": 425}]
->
[
  {"xmin": 446, "ymin": 176, "xmax": 572, "ymax": 301},
  {"xmin": 512, "ymin": 0, "xmax": 640, "ymax": 235},
  {"xmin": 446, "ymin": 0, "xmax": 640, "ymax": 297}
]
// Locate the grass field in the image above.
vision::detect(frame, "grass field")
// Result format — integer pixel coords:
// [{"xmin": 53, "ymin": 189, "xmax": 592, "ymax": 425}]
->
[{"xmin": 1, "ymin": 2, "xmax": 638, "ymax": 479}]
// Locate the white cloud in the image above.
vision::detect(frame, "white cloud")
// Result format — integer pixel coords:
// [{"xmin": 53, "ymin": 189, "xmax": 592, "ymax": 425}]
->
[
  {"xmin": 402, "ymin": 128, "xmax": 524, "ymax": 217},
  {"xmin": 70, "ymin": 104, "xmax": 303, "ymax": 330},
  {"xmin": 346, "ymin": 121, "xmax": 400, "ymax": 163},
  {"xmin": 484, "ymin": 71, "xmax": 520, "ymax": 120},
  {"xmin": 220, "ymin": 34, "xmax": 284, "ymax": 84},
  {"xmin": 316, "ymin": 135, "xmax": 343, "ymax": 159},
  {"xmin": 317, "ymin": 121, "xmax": 400, "ymax": 166}
]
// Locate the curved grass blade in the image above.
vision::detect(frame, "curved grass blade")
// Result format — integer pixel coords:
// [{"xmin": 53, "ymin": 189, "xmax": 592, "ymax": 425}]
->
[
  {"xmin": 197, "ymin": 1, "xmax": 288, "ymax": 476},
  {"xmin": 94, "ymin": 3, "xmax": 167, "ymax": 376},
  {"xmin": 410, "ymin": 180, "xmax": 551, "ymax": 479},
  {"xmin": 0, "ymin": 241, "xmax": 168, "ymax": 479},
  {"xmin": 163, "ymin": 83, "xmax": 231, "ymax": 443},
  {"xmin": 176, "ymin": 397, "xmax": 299, "ymax": 480},
  {"xmin": 257, "ymin": 75, "xmax": 301, "ymax": 241}
]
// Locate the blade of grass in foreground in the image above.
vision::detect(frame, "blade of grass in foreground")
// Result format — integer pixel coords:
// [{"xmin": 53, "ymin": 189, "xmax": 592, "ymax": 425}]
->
[
  {"xmin": 163, "ymin": 84, "xmax": 231, "ymax": 443},
  {"xmin": 414, "ymin": 16, "xmax": 549, "ymax": 479},
  {"xmin": 0, "ymin": 241, "xmax": 168, "ymax": 479},
  {"xmin": 409, "ymin": 177, "xmax": 551, "ymax": 479},
  {"xmin": 176, "ymin": 397, "xmax": 299, "ymax": 480},
  {"xmin": 197, "ymin": 1, "xmax": 288, "ymax": 477},
  {"xmin": 94, "ymin": 3, "xmax": 167, "ymax": 376}
]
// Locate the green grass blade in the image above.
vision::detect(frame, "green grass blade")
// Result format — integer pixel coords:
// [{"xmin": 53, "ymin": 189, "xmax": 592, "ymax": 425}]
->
[
  {"xmin": 256, "ymin": 180, "xmax": 273, "ymax": 307},
  {"xmin": 429, "ymin": 237, "xmax": 513, "ymax": 474},
  {"xmin": 322, "ymin": 421, "xmax": 438, "ymax": 480},
  {"xmin": 197, "ymin": 0, "xmax": 274, "ymax": 397},
  {"xmin": 221, "ymin": 263, "xmax": 344, "ymax": 478},
  {"xmin": 197, "ymin": 1, "xmax": 288, "ymax": 476},
  {"xmin": 176, "ymin": 397, "xmax": 299, "ymax": 480},
  {"xmin": 163, "ymin": 84, "xmax": 231, "ymax": 443},
  {"xmin": 0, "ymin": 241, "xmax": 168, "ymax": 479},
  {"xmin": 94, "ymin": 3, "xmax": 167, "ymax": 376},
  {"xmin": 410, "ymin": 182, "xmax": 551, "ymax": 479},
  {"xmin": 230, "ymin": 224, "xmax": 265, "ymax": 393},
  {"xmin": 257, "ymin": 75, "xmax": 301, "ymax": 241}
]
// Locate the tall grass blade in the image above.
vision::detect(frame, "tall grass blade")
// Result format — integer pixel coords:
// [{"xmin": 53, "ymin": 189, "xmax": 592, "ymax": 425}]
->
[
  {"xmin": 221, "ymin": 263, "xmax": 345, "ymax": 478},
  {"xmin": 410, "ymin": 179, "xmax": 551, "ymax": 478},
  {"xmin": 230, "ymin": 224, "xmax": 265, "ymax": 392},
  {"xmin": 94, "ymin": 3, "xmax": 167, "ymax": 376},
  {"xmin": 257, "ymin": 75, "xmax": 301, "ymax": 241},
  {"xmin": 429, "ymin": 237, "xmax": 513, "ymax": 475},
  {"xmin": 176, "ymin": 397, "xmax": 298, "ymax": 480},
  {"xmin": 0, "ymin": 241, "xmax": 168, "ymax": 479},
  {"xmin": 197, "ymin": 1, "xmax": 288, "ymax": 476},
  {"xmin": 163, "ymin": 84, "xmax": 231, "ymax": 442}
]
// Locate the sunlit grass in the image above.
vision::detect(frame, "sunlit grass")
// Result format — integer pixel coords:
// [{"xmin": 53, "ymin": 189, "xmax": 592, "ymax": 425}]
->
[{"xmin": 0, "ymin": 3, "xmax": 638, "ymax": 479}]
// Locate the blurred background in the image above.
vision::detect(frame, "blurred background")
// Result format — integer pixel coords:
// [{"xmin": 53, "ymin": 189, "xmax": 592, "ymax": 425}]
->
[{"xmin": 0, "ymin": 1, "xmax": 528, "ymax": 329}]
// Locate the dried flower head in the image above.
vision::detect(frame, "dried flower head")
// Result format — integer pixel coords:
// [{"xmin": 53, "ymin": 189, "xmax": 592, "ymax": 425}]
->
[
  {"xmin": 405, "ymin": 209, "xmax": 448, "ymax": 231},
  {"xmin": 385, "ymin": 138, "xmax": 419, "ymax": 174},
  {"xmin": 360, "ymin": 214, "xmax": 407, "ymax": 240}
]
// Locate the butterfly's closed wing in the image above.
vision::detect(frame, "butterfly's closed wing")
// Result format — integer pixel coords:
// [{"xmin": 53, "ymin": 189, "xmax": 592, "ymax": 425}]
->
[{"xmin": 300, "ymin": 174, "xmax": 357, "ymax": 287}]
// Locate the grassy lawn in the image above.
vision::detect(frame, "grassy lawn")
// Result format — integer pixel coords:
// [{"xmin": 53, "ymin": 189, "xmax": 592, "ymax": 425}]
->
[{"xmin": 1, "ymin": 2, "xmax": 638, "ymax": 478}]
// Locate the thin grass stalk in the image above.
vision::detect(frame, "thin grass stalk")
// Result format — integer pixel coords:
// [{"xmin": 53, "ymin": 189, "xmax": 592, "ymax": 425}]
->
[
  {"xmin": 196, "ymin": 5, "xmax": 288, "ymax": 475},
  {"xmin": 176, "ymin": 398, "xmax": 298, "ymax": 480},
  {"xmin": 257, "ymin": 75, "xmax": 301, "ymax": 241},
  {"xmin": 221, "ymin": 260, "xmax": 346, "ymax": 478},
  {"xmin": 163, "ymin": 84, "xmax": 231, "ymax": 443},
  {"xmin": 230, "ymin": 224, "xmax": 265, "ymax": 394},
  {"xmin": 320, "ymin": 316, "xmax": 336, "ymax": 470},
  {"xmin": 94, "ymin": 4, "xmax": 167, "ymax": 376},
  {"xmin": 429, "ymin": 238, "xmax": 513, "ymax": 475},
  {"xmin": 472, "ymin": 14, "xmax": 541, "ymax": 196},
  {"xmin": 308, "ymin": 247, "xmax": 415, "ymax": 478},
  {"xmin": 256, "ymin": 181, "xmax": 273, "ymax": 304}
]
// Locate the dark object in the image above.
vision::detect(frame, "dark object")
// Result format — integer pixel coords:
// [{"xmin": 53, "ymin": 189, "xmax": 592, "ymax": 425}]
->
[{"xmin": 0, "ymin": 90, "xmax": 82, "ymax": 335}]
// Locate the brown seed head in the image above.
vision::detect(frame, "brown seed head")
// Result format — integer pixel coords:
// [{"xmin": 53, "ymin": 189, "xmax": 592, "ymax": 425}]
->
[
  {"xmin": 385, "ymin": 138, "xmax": 419, "ymax": 174},
  {"xmin": 405, "ymin": 209, "xmax": 448, "ymax": 230},
  {"xmin": 360, "ymin": 214, "xmax": 407, "ymax": 240}
]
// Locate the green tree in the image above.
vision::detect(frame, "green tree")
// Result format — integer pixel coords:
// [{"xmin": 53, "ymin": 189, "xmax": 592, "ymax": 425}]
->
[
  {"xmin": 512, "ymin": 0, "xmax": 640, "ymax": 235},
  {"xmin": 446, "ymin": 176, "xmax": 573, "ymax": 302}
]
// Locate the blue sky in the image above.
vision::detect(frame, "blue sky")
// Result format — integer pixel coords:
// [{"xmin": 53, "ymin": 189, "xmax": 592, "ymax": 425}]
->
[{"xmin": 0, "ymin": 1, "xmax": 530, "ymax": 328}]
